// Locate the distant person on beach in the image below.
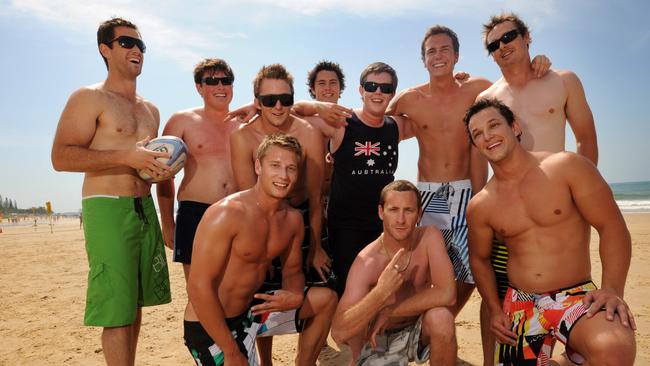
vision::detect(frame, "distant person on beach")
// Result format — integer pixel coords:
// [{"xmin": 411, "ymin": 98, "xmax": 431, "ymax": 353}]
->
[
  {"xmin": 465, "ymin": 98, "xmax": 635, "ymax": 366},
  {"xmin": 154, "ymin": 58, "xmax": 240, "ymax": 350},
  {"xmin": 477, "ymin": 13, "xmax": 599, "ymax": 363},
  {"xmin": 331, "ymin": 180, "xmax": 457, "ymax": 365},
  {"xmin": 51, "ymin": 17, "xmax": 171, "ymax": 365},
  {"xmin": 188, "ymin": 133, "xmax": 335, "ymax": 366}
]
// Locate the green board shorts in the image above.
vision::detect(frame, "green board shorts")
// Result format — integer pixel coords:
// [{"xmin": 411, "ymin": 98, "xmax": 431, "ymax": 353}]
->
[{"xmin": 82, "ymin": 195, "xmax": 171, "ymax": 327}]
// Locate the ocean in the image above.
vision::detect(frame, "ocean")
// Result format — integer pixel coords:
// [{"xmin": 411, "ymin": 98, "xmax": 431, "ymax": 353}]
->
[{"xmin": 611, "ymin": 181, "xmax": 650, "ymax": 212}]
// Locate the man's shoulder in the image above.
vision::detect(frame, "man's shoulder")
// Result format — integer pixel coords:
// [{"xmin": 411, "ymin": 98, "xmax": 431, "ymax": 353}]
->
[
  {"xmin": 460, "ymin": 77, "xmax": 492, "ymax": 93},
  {"xmin": 166, "ymin": 107, "xmax": 203, "ymax": 127},
  {"xmin": 68, "ymin": 83, "xmax": 110, "ymax": 103}
]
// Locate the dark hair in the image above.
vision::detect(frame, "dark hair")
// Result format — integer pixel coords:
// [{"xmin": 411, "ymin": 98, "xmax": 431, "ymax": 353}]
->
[
  {"xmin": 482, "ymin": 12, "xmax": 530, "ymax": 51},
  {"xmin": 97, "ymin": 17, "xmax": 138, "ymax": 69},
  {"xmin": 359, "ymin": 62, "xmax": 398, "ymax": 92},
  {"xmin": 256, "ymin": 133, "xmax": 303, "ymax": 162},
  {"xmin": 421, "ymin": 25, "xmax": 460, "ymax": 61},
  {"xmin": 253, "ymin": 64, "xmax": 294, "ymax": 97},
  {"xmin": 306, "ymin": 61, "xmax": 346, "ymax": 99},
  {"xmin": 193, "ymin": 58, "xmax": 234, "ymax": 84},
  {"xmin": 463, "ymin": 98, "xmax": 518, "ymax": 144},
  {"xmin": 379, "ymin": 180, "xmax": 422, "ymax": 211}
]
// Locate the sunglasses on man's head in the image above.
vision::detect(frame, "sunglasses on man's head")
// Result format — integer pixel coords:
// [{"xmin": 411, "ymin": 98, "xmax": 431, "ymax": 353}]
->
[
  {"xmin": 108, "ymin": 36, "xmax": 146, "ymax": 53},
  {"xmin": 258, "ymin": 94, "xmax": 294, "ymax": 107},
  {"xmin": 486, "ymin": 29, "xmax": 520, "ymax": 54},
  {"xmin": 363, "ymin": 81, "xmax": 395, "ymax": 94},
  {"xmin": 201, "ymin": 76, "xmax": 234, "ymax": 86}
]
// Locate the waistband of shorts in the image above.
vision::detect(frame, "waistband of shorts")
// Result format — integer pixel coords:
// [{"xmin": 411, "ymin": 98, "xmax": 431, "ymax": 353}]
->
[
  {"xmin": 508, "ymin": 280, "xmax": 596, "ymax": 297},
  {"xmin": 178, "ymin": 200, "xmax": 212, "ymax": 210},
  {"xmin": 417, "ymin": 179, "xmax": 471, "ymax": 191},
  {"xmin": 82, "ymin": 194, "xmax": 154, "ymax": 207}
]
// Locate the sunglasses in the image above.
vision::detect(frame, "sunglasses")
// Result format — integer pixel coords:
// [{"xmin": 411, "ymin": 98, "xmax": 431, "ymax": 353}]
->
[
  {"xmin": 108, "ymin": 36, "xmax": 146, "ymax": 53},
  {"xmin": 486, "ymin": 29, "xmax": 519, "ymax": 53},
  {"xmin": 201, "ymin": 76, "xmax": 234, "ymax": 86},
  {"xmin": 258, "ymin": 94, "xmax": 294, "ymax": 107},
  {"xmin": 363, "ymin": 81, "xmax": 395, "ymax": 94}
]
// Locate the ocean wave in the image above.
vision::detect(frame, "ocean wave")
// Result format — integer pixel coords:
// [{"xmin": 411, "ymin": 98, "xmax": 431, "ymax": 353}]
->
[{"xmin": 616, "ymin": 200, "xmax": 650, "ymax": 212}]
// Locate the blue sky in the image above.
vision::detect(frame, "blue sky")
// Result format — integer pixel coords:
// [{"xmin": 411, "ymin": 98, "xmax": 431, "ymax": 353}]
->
[{"xmin": 1, "ymin": 0, "xmax": 649, "ymax": 212}]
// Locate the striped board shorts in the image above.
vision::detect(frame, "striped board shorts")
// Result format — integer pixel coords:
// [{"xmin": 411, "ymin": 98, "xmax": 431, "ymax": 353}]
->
[{"xmin": 418, "ymin": 180, "xmax": 473, "ymax": 284}]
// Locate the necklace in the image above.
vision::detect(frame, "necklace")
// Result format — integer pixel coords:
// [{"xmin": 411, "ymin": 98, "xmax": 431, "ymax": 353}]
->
[{"xmin": 380, "ymin": 233, "xmax": 413, "ymax": 273}]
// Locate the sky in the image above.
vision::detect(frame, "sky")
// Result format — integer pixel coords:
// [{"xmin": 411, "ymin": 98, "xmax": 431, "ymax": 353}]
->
[{"xmin": 1, "ymin": 0, "xmax": 649, "ymax": 213}]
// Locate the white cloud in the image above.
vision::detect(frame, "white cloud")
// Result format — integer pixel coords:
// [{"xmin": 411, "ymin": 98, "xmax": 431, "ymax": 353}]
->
[{"xmin": 8, "ymin": 0, "xmax": 246, "ymax": 70}]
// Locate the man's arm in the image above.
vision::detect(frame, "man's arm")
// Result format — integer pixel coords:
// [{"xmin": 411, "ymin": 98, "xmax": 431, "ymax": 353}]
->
[
  {"xmin": 563, "ymin": 153, "xmax": 633, "ymax": 327},
  {"xmin": 51, "ymin": 88, "xmax": 169, "ymax": 174},
  {"xmin": 467, "ymin": 197, "xmax": 517, "ymax": 345},
  {"xmin": 155, "ymin": 114, "xmax": 185, "ymax": 249},
  {"xmin": 302, "ymin": 126, "xmax": 330, "ymax": 281},
  {"xmin": 388, "ymin": 227, "xmax": 456, "ymax": 318},
  {"xmin": 187, "ymin": 203, "xmax": 247, "ymax": 363},
  {"xmin": 560, "ymin": 71, "xmax": 598, "ymax": 165},
  {"xmin": 293, "ymin": 100, "xmax": 352, "ymax": 128},
  {"xmin": 331, "ymin": 249, "xmax": 406, "ymax": 344},
  {"xmin": 229, "ymin": 128, "xmax": 257, "ymax": 191},
  {"xmin": 469, "ymin": 144, "xmax": 488, "ymax": 195}
]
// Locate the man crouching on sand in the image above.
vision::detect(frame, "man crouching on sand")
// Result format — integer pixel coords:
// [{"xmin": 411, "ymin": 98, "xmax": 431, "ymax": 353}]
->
[
  {"xmin": 187, "ymin": 133, "xmax": 336, "ymax": 366},
  {"xmin": 331, "ymin": 180, "xmax": 457, "ymax": 365}
]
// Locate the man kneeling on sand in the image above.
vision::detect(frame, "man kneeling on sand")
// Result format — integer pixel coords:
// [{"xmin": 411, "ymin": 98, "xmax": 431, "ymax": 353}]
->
[
  {"xmin": 465, "ymin": 98, "xmax": 636, "ymax": 365},
  {"xmin": 187, "ymin": 133, "xmax": 336, "ymax": 366},
  {"xmin": 331, "ymin": 180, "xmax": 457, "ymax": 366}
]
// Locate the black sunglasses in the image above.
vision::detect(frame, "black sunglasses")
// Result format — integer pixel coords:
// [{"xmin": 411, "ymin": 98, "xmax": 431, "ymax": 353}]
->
[
  {"xmin": 108, "ymin": 36, "xmax": 146, "ymax": 53},
  {"xmin": 486, "ymin": 29, "xmax": 519, "ymax": 53},
  {"xmin": 201, "ymin": 76, "xmax": 234, "ymax": 86},
  {"xmin": 363, "ymin": 81, "xmax": 394, "ymax": 94},
  {"xmin": 258, "ymin": 94, "xmax": 294, "ymax": 107}
]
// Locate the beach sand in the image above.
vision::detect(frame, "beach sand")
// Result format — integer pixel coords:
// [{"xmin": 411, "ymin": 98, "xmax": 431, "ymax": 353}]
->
[{"xmin": 0, "ymin": 214, "xmax": 647, "ymax": 365}]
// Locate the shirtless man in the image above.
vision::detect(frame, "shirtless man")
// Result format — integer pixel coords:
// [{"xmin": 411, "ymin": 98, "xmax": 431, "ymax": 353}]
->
[
  {"xmin": 155, "ymin": 58, "xmax": 239, "ymax": 346},
  {"xmin": 51, "ymin": 18, "xmax": 171, "ymax": 365},
  {"xmin": 229, "ymin": 65, "xmax": 336, "ymax": 365},
  {"xmin": 477, "ymin": 14, "xmax": 599, "ymax": 363},
  {"xmin": 294, "ymin": 62, "xmax": 415, "ymax": 297},
  {"xmin": 187, "ymin": 134, "xmax": 330, "ymax": 366},
  {"xmin": 331, "ymin": 180, "xmax": 456, "ymax": 365},
  {"xmin": 465, "ymin": 98, "xmax": 635, "ymax": 366},
  {"xmin": 386, "ymin": 26, "xmax": 551, "ymax": 317}
]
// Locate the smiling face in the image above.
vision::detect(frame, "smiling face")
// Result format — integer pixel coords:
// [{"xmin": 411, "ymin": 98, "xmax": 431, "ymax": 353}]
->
[
  {"xmin": 101, "ymin": 26, "xmax": 144, "ymax": 77},
  {"xmin": 467, "ymin": 106, "xmax": 521, "ymax": 163},
  {"xmin": 312, "ymin": 70, "xmax": 341, "ymax": 103},
  {"xmin": 485, "ymin": 20, "xmax": 530, "ymax": 67},
  {"xmin": 423, "ymin": 33, "xmax": 458, "ymax": 76},
  {"xmin": 196, "ymin": 70, "xmax": 233, "ymax": 110},
  {"xmin": 379, "ymin": 190, "xmax": 421, "ymax": 242},
  {"xmin": 359, "ymin": 72, "xmax": 395, "ymax": 117},
  {"xmin": 255, "ymin": 145, "xmax": 300, "ymax": 199}
]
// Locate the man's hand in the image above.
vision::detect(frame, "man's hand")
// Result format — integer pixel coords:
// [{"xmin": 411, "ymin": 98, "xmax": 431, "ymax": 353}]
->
[
  {"xmin": 531, "ymin": 54, "xmax": 552, "ymax": 78},
  {"xmin": 491, "ymin": 310, "xmax": 517, "ymax": 346},
  {"xmin": 583, "ymin": 288, "xmax": 637, "ymax": 329},
  {"xmin": 126, "ymin": 136, "xmax": 172, "ymax": 179},
  {"xmin": 315, "ymin": 102, "xmax": 352, "ymax": 127},
  {"xmin": 224, "ymin": 349, "xmax": 248, "ymax": 366},
  {"xmin": 251, "ymin": 290, "xmax": 303, "ymax": 315},
  {"xmin": 376, "ymin": 249, "xmax": 406, "ymax": 293},
  {"xmin": 454, "ymin": 70, "xmax": 470, "ymax": 82},
  {"xmin": 309, "ymin": 246, "xmax": 332, "ymax": 282},
  {"xmin": 367, "ymin": 307, "xmax": 392, "ymax": 349},
  {"xmin": 224, "ymin": 102, "xmax": 257, "ymax": 124},
  {"xmin": 161, "ymin": 222, "xmax": 175, "ymax": 250}
]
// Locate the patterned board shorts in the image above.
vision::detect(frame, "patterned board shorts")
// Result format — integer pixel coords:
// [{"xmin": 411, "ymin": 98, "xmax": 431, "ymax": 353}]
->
[
  {"xmin": 418, "ymin": 180, "xmax": 473, "ymax": 284},
  {"xmin": 496, "ymin": 281, "xmax": 598, "ymax": 366}
]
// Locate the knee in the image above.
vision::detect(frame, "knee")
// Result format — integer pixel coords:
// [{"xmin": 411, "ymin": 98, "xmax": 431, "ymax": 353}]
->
[
  {"xmin": 582, "ymin": 327, "xmax": 636, "ymax": 365},
  {"xmin": 423, "ymin": 307, "xmax": 455, "ymax": 339},
  {"xmin": 307, "ymin": 287, "xmax": 338, "ymax": 314}
]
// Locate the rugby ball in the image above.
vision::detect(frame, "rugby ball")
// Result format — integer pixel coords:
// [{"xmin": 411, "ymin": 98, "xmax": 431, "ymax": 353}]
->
[{"xmin": 138, "ymin": 136, "xmax": 188, "ymax": 183}]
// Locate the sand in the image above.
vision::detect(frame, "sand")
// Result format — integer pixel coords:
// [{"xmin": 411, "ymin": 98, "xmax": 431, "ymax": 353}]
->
[{"xmin": 0, "ymin": 214, "xmax": 647, "ymax": 365}]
